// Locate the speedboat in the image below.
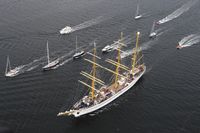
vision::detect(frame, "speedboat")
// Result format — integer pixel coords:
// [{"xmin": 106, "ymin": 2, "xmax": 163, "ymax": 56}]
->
[
  {"xmin": 149, "ymin": 32, "xmax": 157, "ymax": 38},
  {"xmin": 176, "ymin": 44, "xmax": 183, "ymax": 49},
  {"xmin": 102, "ymin": 45, "xmax": 113, "ymax": 53},
  {"xmin": 5, "ymin": 68, "xmax": 20, "ymax": 77},
  {"xmin": 156, "ymin": 21, "xmax": 161, "ymax": 25},
  {"xmin": 60, "ymin": 26, "xmax": 73, "ymax": 34}
]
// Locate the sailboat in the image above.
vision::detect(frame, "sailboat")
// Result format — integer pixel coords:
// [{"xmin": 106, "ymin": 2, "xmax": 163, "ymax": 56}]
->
[
  {"xmin": 57, "ymin": 32, "xmax": 146, "ymax": 117},
  {"xmin": 149, "ymin": 21, "xmax": 157, "ymax": 38},
  {"xmin": 134, "ymin": 0, "xmax": 142, "ymax": 20},
  {"xmin": 5, "ymin": 56, "xmax": 20, "ymax": 77},
  {"xmin": 102, "ymin": 33, "xmax": 126, "ymax": 53},
  {"xmin": 73, "ymin": 36, "xmax": 85, "ymax": 59},
  {"xmin": 43, "ymin": 41, "xmax": 59, "ymax": 71}
]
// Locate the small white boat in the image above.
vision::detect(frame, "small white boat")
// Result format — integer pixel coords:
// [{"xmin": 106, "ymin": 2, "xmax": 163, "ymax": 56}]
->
[
  {"xmin": 60, "ymin": 26, "xmax": 73, "ymax": 34},
  {"xmin": 73, "ymin": 36, "xmax": 85, "ymax": 59},
  {"xmin": 134, "ymin": 0, "xmax": 142, "ymax": 20},
  {"xmin": 149, "ymin": 21, "xmax": 157, "ymax": 38},
  {"xmin": 156, "ymin": 21, "xmax": 161, "ymax": 25},
  {"xmin": 102, "ymin": 45, "xmax": 113, "ymax": 53},
  {"xmin": 176, "ymin": 44, "xmax": 183, "ymax": 49},
  {"xmin": 43, "ymin": 41, "xmax": 59, "ymax": 71},
  {"xmin": 135, "ymin": 15, "xmax": 142, "ymax": 20},
  {"xmin": 5, "ymin": 56, "xmax": 20, "ymax": 77}
]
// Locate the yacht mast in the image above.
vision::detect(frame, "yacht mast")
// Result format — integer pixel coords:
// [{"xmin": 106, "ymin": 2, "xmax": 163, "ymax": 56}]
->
[
  {"xmin": 135, "ymin": 0, "xmax": 140, "ymax": 16},
  {"xmin": 5, "ymin": 56, "xmax": 11, "ymax": 75},
  {"xmin": 75, "ymin": 36, "xmax": 78, "ymax": 53},
  {"xmin": 151, "ymin": 21, "xmax": 155, "ymax": 33},
  {"xmin": 46, "ymin": 41, "xmax": 50, "ymax": 64}
]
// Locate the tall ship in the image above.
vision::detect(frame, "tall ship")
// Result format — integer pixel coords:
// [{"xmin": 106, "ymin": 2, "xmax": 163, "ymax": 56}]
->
[{"xmin": 57, "ymin": 32, "xmax": 146, "ymax": 117}]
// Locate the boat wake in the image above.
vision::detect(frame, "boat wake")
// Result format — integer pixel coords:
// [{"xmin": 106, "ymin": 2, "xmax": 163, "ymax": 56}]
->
[
  {"xmin": 120, "ymin": 40, "xmax": 157, "ymax": 59},
  {"xmin": 8, "ymin": 43, "xmax": 90, "ymax": 76},
  {"xmin": 103, "ymin": 34, "xmax": 140, "ymax": 53},
  {"xmin": 178, "ymin": 34, "xmax": 200, "ymax": 48},
  {"xmin": 61, "ymin": 16, "xmax": 105, "ymax": 34},
  {"xmin": 73, "ymin": 16, "xmax": 105, "ymax": 31},
  {"xmin": 158, "ymin": 0, "xmax": 197, "ymax": 24},
  {"xmin": 121, "ymin": 29, "xmax": 166, "ymax": 59}
]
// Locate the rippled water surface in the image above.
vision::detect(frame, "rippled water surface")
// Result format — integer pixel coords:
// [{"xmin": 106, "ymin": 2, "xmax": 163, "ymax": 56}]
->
[{"xmin": 0, "ymin": 0, "xmax": 200, "ymax": 133}]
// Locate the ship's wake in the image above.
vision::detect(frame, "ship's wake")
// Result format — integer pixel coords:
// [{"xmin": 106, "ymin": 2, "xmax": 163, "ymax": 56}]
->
[
  {"xmin": 120, "ymin": 40, "xmax": 157, "ymax": 59},
  {"xmin": 63, "ymin": 16, "xmax": 105, "ymax": 34},
  {"xmin": 8, "ymin": 46, "xmax": 83, "ymax": 75},
  {"xmin": 158, "ymin": 0, "xmax": 197, "ymax": 24},
  {"xmin": 72, "ymin": 16, "xmax": 105, "ymax": 31},
  {"xmin": 121, "ymin": 29, "xmax": 166, "ymax": 59},
  {"xmin": 178, "ymin": 34, "xmax": 200, "ymax": 48}
]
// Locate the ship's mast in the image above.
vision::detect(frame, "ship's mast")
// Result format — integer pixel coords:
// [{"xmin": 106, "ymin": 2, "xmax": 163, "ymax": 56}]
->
[
  {"xmin": 132, "ymin": 32, "xmax": 140, "ymax": 73},
  {"xmin": 75, "ymin": 36, "xmax": 78, "ymax": 53},
  {"xmin": 115, "ymin": 32, "xmax": 123, "ymax": 88},
  {"xmin": 46, "ymin": 41, "xmax": 50, "ymax": 64},
  {"xmin": 5, "ymin": 56, "xmax": 11, "ymax": 75},
  {"xmin": 91, "ymin": 42, "xmax": 96, "ymax": 100}
]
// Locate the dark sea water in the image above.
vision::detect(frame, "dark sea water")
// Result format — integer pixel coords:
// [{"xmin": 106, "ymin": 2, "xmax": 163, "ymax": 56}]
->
[{"xmin": 0, "ymin": 0, "xmax": 200, "ymax": 133}]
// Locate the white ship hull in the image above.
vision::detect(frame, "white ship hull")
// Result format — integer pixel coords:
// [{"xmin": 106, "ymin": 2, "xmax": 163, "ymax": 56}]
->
[
  {"xmin": 60, "ymin": 26, "xmax": 73, "ymax": 34},
  {"xmin": 58, "ymin": 66, "xmax": 146, "ymax": 117},
  {"xmin": 43, "ymin": 60, "xmax": 59, "ymax": 71},
  {"xmin": 134, "ymin": 15, "xmax": 142, "ymax": 20},
  {"xmin": 149, "ymin": 32, "xmax": 156, "ymax": 38}
]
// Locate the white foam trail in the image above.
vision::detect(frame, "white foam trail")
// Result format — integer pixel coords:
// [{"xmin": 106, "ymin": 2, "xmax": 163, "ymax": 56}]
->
[
  {"xmin": 179, "ymin": 34, "xmax": 200, "ymax": 48},
  {"xmin": 121, "ymin": 29, "xmax": 168, "ymax": 59},
  {"xmin": 72, "ymin": 16, "xmax": 105, "ymax": 32},
  {"xmin": 179, "ymin": 34, "xmax": 196, "ymax": 45},
  {"xmin": 121, "ymin": 40, "xmax": 158, "ymax": 59},
  {"xmin": 158, "ymin": 0, "xmax": 197, "ymax": 24}
]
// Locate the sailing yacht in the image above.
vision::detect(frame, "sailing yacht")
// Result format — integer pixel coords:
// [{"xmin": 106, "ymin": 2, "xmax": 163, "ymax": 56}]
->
[
  {"xmin": 102, "ymin": 33, "xmax": 126, "ymax": 53},
  {"xmin": 149, "ymin": 21, "xmax": 157, "ymax": 38},
  {"xmin": 43, "ymin": 41, "xmax": 59, "ymax": 71},
  {"xmin": 134, "ymin": 0, "xmax": 142, "ymax": 20},
  {"xmin": 57, "ymin": 32, "xmax": 146, "ymax": 117},
  {"xmin": 5, "ymin": 56, "xmax": 20, "ymax": 77},
  {"xmin": 60, "ymin": 26, "xmax": 73, "ymax": 34},
  {"xmin": 73, "ymin": 36, "xmax": 85, "ymax": 59}
]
